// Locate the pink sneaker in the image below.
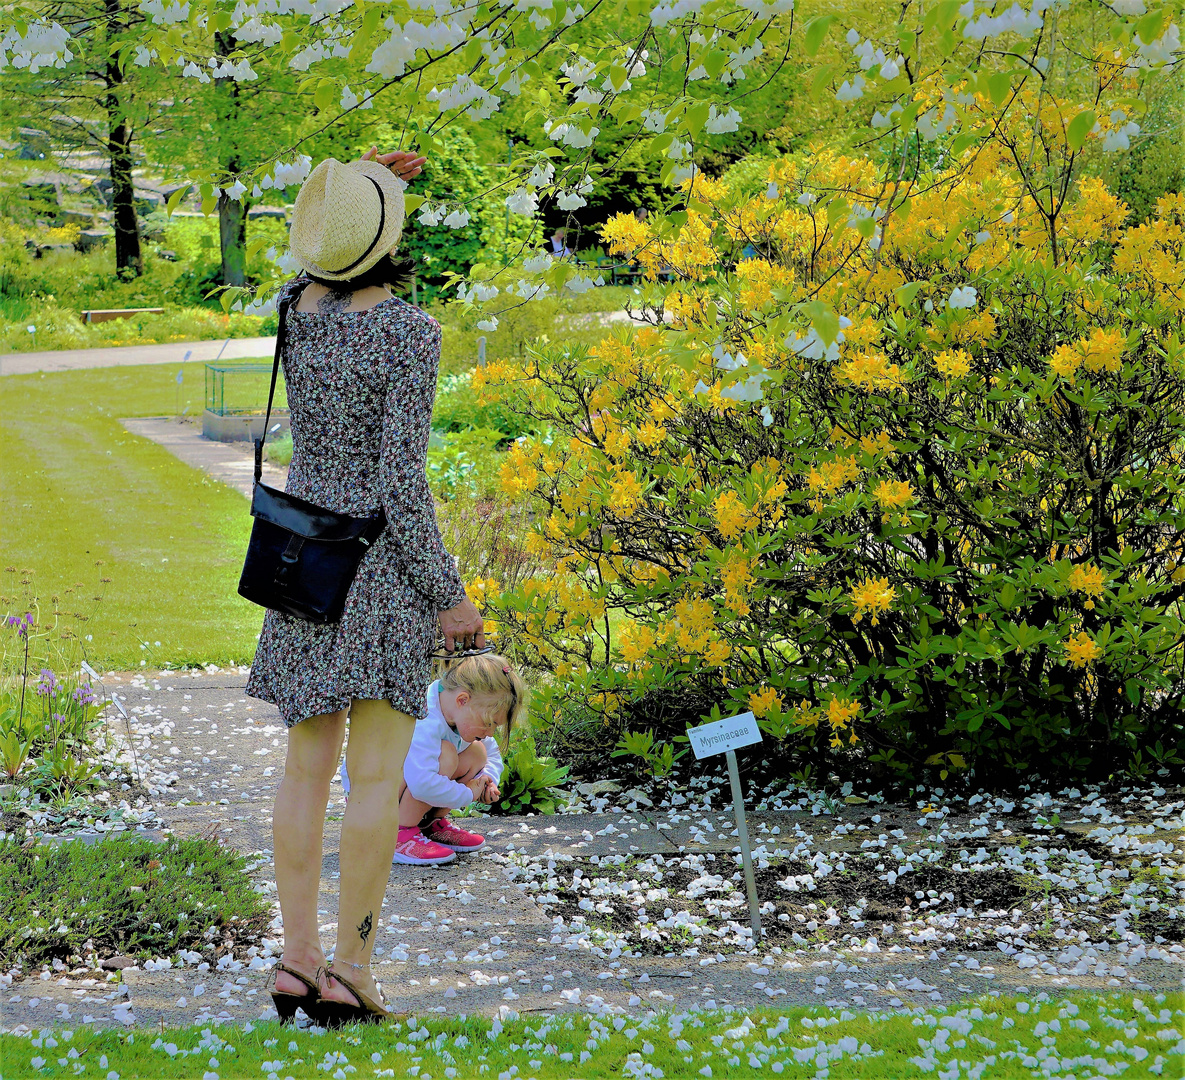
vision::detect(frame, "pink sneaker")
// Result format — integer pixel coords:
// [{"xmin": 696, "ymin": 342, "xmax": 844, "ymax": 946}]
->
[
  {"xmin": 392, "ymin": 828, "xmax": 457, "ymax": 866},
  {"xmin": 426, "ymin": 817, "xmax": 485, "ymax": 853}
]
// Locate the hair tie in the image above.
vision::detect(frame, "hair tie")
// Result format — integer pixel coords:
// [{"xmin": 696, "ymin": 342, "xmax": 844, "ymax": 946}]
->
[{"xmin": 502, "ymin": 665, "xmax": 510, "ymax": 675}]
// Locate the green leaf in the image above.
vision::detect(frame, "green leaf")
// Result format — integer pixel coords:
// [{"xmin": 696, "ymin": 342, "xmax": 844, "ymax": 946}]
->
[
  {"xmin": 804, "ymin": 15, "xmax": 834, "ymax": 57},
  {"xmin": 804, "ymin": 300, "xmax": 840, "ymax": 346},
  {"xmin": 1135, "ymin": 8, "xmax": 1167, "ymax": 45},
  {"xmin": 894, "ymin": 281, "xmax": 923, "ymax": 307},
  {"xmin": 703, "ymin": 49, "xmax": 729, "ymax": 79},
  {"xmin": 854, "ymin": 215, "xmax": 877, "ymax": 238},
  {"xmin": 1066, "ymin": 109, "xmax": 1096, "ymax": 152},
  {"xmin": 685, "ymin": 101, "xmax": 710, "ymax": 139},
  {"xmin": 987, "ymin": 71, "xmax": 1012, "ymax": 106},
  {"xmin": 403, "ymin": 193, "xmax": 425, "ymax": 214},
  {"xmin": 809, "ymin": 63, "xmax": 839, "ymax": 100},
  {"xmin": 826, "ymin": 197, "xmax": 849, "ymax": 228},
  {"xmin": 313, "ymin": 79, "xmax": 337, "ymax": 112},
  {"xmin": 165, "ymin": 185, "xmax": 191, "ymax": 218}
]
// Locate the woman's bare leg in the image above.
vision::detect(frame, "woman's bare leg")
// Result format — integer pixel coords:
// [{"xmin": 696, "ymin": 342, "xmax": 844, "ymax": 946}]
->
[
  {"xmin": 273, "ymin": 708, "xmax": 348, "ymax": 997},
  {"xmin": 324, "ymin": 698, "xmax": 415, "ymax": 1006}
]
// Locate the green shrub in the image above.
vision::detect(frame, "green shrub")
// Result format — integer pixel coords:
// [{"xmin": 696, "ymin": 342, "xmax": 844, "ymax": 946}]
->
[{"xmin": 490, "ymin": 731, "xmax": 570, "ymax": 815}]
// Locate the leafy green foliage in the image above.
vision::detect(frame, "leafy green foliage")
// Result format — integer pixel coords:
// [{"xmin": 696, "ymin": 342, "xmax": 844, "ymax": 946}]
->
[
  {"xmin": 0, "ymin": 834, "xmax": 270, "ymax": 968},
  {"xmin": 611, "ymin": 727, "xmax": 682, "ymax": 778},
  {"xmin": 491, "ymin": 732, "xmax": 570, "ymax": 815}
]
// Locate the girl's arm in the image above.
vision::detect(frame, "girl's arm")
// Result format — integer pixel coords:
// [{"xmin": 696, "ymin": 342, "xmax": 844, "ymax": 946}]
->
[
  {"xmin": 478, "ymin": 736, "xmax": 504, "ymax": 786},
  {"xmin": 404, "ymin": 724, "xmax": 474, "ymax": 808}
]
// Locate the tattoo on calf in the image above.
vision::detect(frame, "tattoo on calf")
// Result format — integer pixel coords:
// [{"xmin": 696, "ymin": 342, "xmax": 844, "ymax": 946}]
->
[
  {"xmin": 317, "ymin": 288, "xmax": 355, "ymax": 313},
  {"xmin": 358, "ymin": 911, "xmax": 373, "ymax": 945}
]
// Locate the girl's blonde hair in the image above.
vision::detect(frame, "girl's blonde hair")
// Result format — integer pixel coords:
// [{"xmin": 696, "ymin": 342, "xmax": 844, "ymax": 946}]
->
[{"xmin": 439, "ymin": 653, "xmax": 527, "ymax": 737}]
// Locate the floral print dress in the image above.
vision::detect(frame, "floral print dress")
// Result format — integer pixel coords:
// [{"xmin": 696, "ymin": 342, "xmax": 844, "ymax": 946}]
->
[{"xmin": 246, "ymin": 276, "xmax": 467, "ymax": 726}]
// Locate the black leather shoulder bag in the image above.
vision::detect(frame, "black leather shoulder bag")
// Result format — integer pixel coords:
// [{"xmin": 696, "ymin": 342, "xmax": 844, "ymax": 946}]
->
[{"xmin": 237, "ymin": 282, "xmax": 387, "ymax": 624}]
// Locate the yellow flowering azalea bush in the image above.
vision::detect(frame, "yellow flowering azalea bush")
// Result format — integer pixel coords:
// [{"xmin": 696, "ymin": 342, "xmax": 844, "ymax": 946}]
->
[{"xmin": 475, "ymin": 136, "xmax": 1185, "ymax": 785}]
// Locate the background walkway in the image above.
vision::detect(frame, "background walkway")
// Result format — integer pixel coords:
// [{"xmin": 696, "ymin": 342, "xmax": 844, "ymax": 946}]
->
[{"xmin": 0, "ymin": 337, "xmax": 276, "ymax": 377}]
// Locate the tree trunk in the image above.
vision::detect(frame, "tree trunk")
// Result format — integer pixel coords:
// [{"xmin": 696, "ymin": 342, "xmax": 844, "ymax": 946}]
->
[
  {"xmin": 215, "ymin": 30, "xmax": 248, "ymax": 287},
  {"xmin": 105, "ymin": 0, "xmax": 142, "ymax": 278},
  {"xmin": 218, "ymin": 194, "xmax": 248, "ymax": 286}
]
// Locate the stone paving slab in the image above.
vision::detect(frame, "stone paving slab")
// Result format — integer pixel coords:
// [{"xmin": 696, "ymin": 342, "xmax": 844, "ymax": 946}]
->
[{"xmin": 2, "ymin": 669, "xmax": 1181, "ymax": 1033}]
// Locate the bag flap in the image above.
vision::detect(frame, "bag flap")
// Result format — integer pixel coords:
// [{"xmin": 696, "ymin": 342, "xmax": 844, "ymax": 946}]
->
[{"xmin": 251, "ymin": 483, "xmax": 384, "ymax": 541}]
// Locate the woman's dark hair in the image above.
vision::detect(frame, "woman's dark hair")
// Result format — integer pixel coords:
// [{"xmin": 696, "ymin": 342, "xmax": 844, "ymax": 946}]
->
[{"xmin": 305, "ymin": 252, "xmax": 417, "ymax": 293}]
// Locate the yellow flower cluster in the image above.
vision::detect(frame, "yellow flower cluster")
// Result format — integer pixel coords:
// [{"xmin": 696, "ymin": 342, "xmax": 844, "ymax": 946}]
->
[
  {"xmin": 1065, "ymin": 631, "xmax": 1102, "ymax": 669},
  {"xmin": 466, "ymin": 576, "xmax": 501, "ymax": 607},
  {"xmin": 748, "ymin": 686, "xmax": 783, "ymax": 718},
  {"xmin": 1049, "ymin": 327, "xmax": 1127, "ymax": 380},
  {"xmin": 1067, "ymin": 563, "xmax": 1108, "ymax": 609},
  {"xmin": 934, "ymin": 349, "xmax": 972, "ymax": 380},
  {"xmin": 618, "ymin": 620, "xmax": 658, "ymax": 665},
  {"xmin": 836, "ymin": 350, "xmax": 905, "ymax": 391},
  {"xmin": 736, "ymin": 258, "xmax": 798, "ymax": 311},
  {"xmin": 720, "ymin": 548, "xmax": 756, "ymax": 616},
  {"xmin": 826, "ymin": 697, "xmax": 862, "ymax": 747},
  {"xmin": 713, "ymin": 462, "xmax": 787, "ymax": 541},
  {"xmin": 849, "ymin": 577, "xmax": 896, "ymax": 625},
  {"xmin": 498, "ymin": 442, "xmax": 540, "ymax": 499},
  {"xmin": 1113, "ymin": 193, "xmax": 1185, "ymax": 315},
  {"xmin": 873, "ymin": 479, "xmax": 915, "ymax": 522}
]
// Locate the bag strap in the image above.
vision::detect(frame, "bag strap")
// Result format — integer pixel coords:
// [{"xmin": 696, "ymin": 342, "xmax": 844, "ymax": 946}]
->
[{"xmin": 255, "ymin": 279, "xmax": 310, "ymax": 485}]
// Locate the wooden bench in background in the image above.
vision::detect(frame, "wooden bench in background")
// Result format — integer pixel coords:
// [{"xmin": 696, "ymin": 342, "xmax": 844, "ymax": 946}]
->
[{"xmin": 80, "ymin": 307, "xmax": 164, "ymax": 324}]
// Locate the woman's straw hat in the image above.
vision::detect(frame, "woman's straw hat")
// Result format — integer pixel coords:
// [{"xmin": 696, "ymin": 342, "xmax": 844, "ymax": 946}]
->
[{"xmin": 289, "ymin": 158, "xmax": 406, "ymax": 282}]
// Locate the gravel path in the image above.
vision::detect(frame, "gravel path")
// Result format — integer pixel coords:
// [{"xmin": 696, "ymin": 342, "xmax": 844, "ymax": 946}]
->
[{"xmin": 2, "ymin": 671, "xmax": 1181, "ymax": 1034}]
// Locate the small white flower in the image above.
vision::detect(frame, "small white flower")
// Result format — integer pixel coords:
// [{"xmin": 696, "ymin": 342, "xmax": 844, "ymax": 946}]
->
[
  {"xmin": 526, "ymin": 162, "xmax": 555, "ymax": 188},
  {"xmin": 948, "ymin": 285, "xmax": 978, "ymax": 310},
  {"xmin": 477, "ymin": 317, "xmax": 499, "ymax": 332},
  {"xmin": 760, "ymin": 405, "xmax": 774, "ymax": 427},
  {"xmin": 505, "ymin": 186, "xmax": 539, "ymax": 216},
  {"xmin": 443, "ymin": 208, "xmax": 471, "ymax": 229},
  {"xmin": 556, "ymin": 189, "xmax": 586, "ymax": 210},
  {"xmin": 765, "ymin": 182, "xmax": 779, "ymax": 200},
  {"xmin": 836, "ymin": 77, "xmax": 865, "ymax": 102}
]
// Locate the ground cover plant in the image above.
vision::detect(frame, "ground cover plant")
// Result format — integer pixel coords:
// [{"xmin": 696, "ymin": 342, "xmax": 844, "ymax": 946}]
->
[
  {"xmin": 0, "ymin": 834, "xmax": 271, "ymax": 971},
  {"xmin": 1, "ymin": 992, "xmax": 1180, "ymax": 1078}
]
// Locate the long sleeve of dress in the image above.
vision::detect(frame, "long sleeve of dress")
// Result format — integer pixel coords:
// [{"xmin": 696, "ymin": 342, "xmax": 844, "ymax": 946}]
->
[
  {"xmin": 378, "ymin": 314, "xmax": 468, "ymax": 612},
  {"xmin": 403, "ymin": 715, "xmax": 475, "ymax": 809}
]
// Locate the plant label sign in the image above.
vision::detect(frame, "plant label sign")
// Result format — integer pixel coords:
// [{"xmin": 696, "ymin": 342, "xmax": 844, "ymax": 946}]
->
[
  {"xmin": 686, "ymin": 711, "xmax": 764, "ymax": 941},
  {"xmin": 687, "ymin": 711, "xmax": 762, "ymax": 759}
]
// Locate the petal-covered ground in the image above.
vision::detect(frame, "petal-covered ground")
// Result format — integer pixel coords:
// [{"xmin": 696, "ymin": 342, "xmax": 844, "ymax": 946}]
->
[{"xmin": 1, "ymin": 669, "xmax": 1181, "ymax": 1037}]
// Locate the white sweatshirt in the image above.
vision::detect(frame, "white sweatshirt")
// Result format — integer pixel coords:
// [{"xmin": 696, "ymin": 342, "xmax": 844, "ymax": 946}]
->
[{"xmin": 338, "ymin": 680, "xmax": 504, "ymax": 808}]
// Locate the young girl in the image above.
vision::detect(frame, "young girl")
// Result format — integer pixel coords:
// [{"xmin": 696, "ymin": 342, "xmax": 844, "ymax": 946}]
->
[{"xmin": 340, "ymin": 654, "xmax": 527, "ymax": 865}]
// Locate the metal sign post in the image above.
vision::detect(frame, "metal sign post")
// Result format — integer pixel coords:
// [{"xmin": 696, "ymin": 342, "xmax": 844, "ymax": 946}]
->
[{"xmin": 687, "ymin": 711, "xmax": 764, "ymax": 945}]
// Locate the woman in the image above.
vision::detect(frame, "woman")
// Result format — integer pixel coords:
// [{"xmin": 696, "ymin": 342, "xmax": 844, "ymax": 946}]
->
[{"xmin": 245, "ymin": 147, "xmax": 484, "ymax": 1026}]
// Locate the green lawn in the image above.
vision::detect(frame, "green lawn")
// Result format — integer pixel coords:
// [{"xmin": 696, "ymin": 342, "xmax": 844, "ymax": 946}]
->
[
  {"xmin": 0, "ymin": 361, "xmax": 261, "ymax": 670},
  {"xmin": 1, "ymin": 992, "xmax": 1178, "ymax": 1078}
]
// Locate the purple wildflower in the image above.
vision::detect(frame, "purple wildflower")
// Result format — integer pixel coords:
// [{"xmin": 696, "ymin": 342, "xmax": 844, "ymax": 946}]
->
[
  {"xmin": 36, "ymin": 668, "xmax": 59, "ymax": 697},
  {"xmin": 73, "ymin": 683, "xmax": 97, "ymax": 705},
  {"xmin": 5, "ymin": 613, "xmax": 32, "ymax": 639}
]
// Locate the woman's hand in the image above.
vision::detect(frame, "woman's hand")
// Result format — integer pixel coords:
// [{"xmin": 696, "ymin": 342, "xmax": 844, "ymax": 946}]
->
[
  {"xmin": 438, "ymin": 597, "xmax": 484, "ymax": 654},
  {"xmin": 360, "ymin": 146, "xmax": 427, "ymax": 182},
  {"xmin": 484, "ymin": 781, "xmax": 501, "ymax": 805}
]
